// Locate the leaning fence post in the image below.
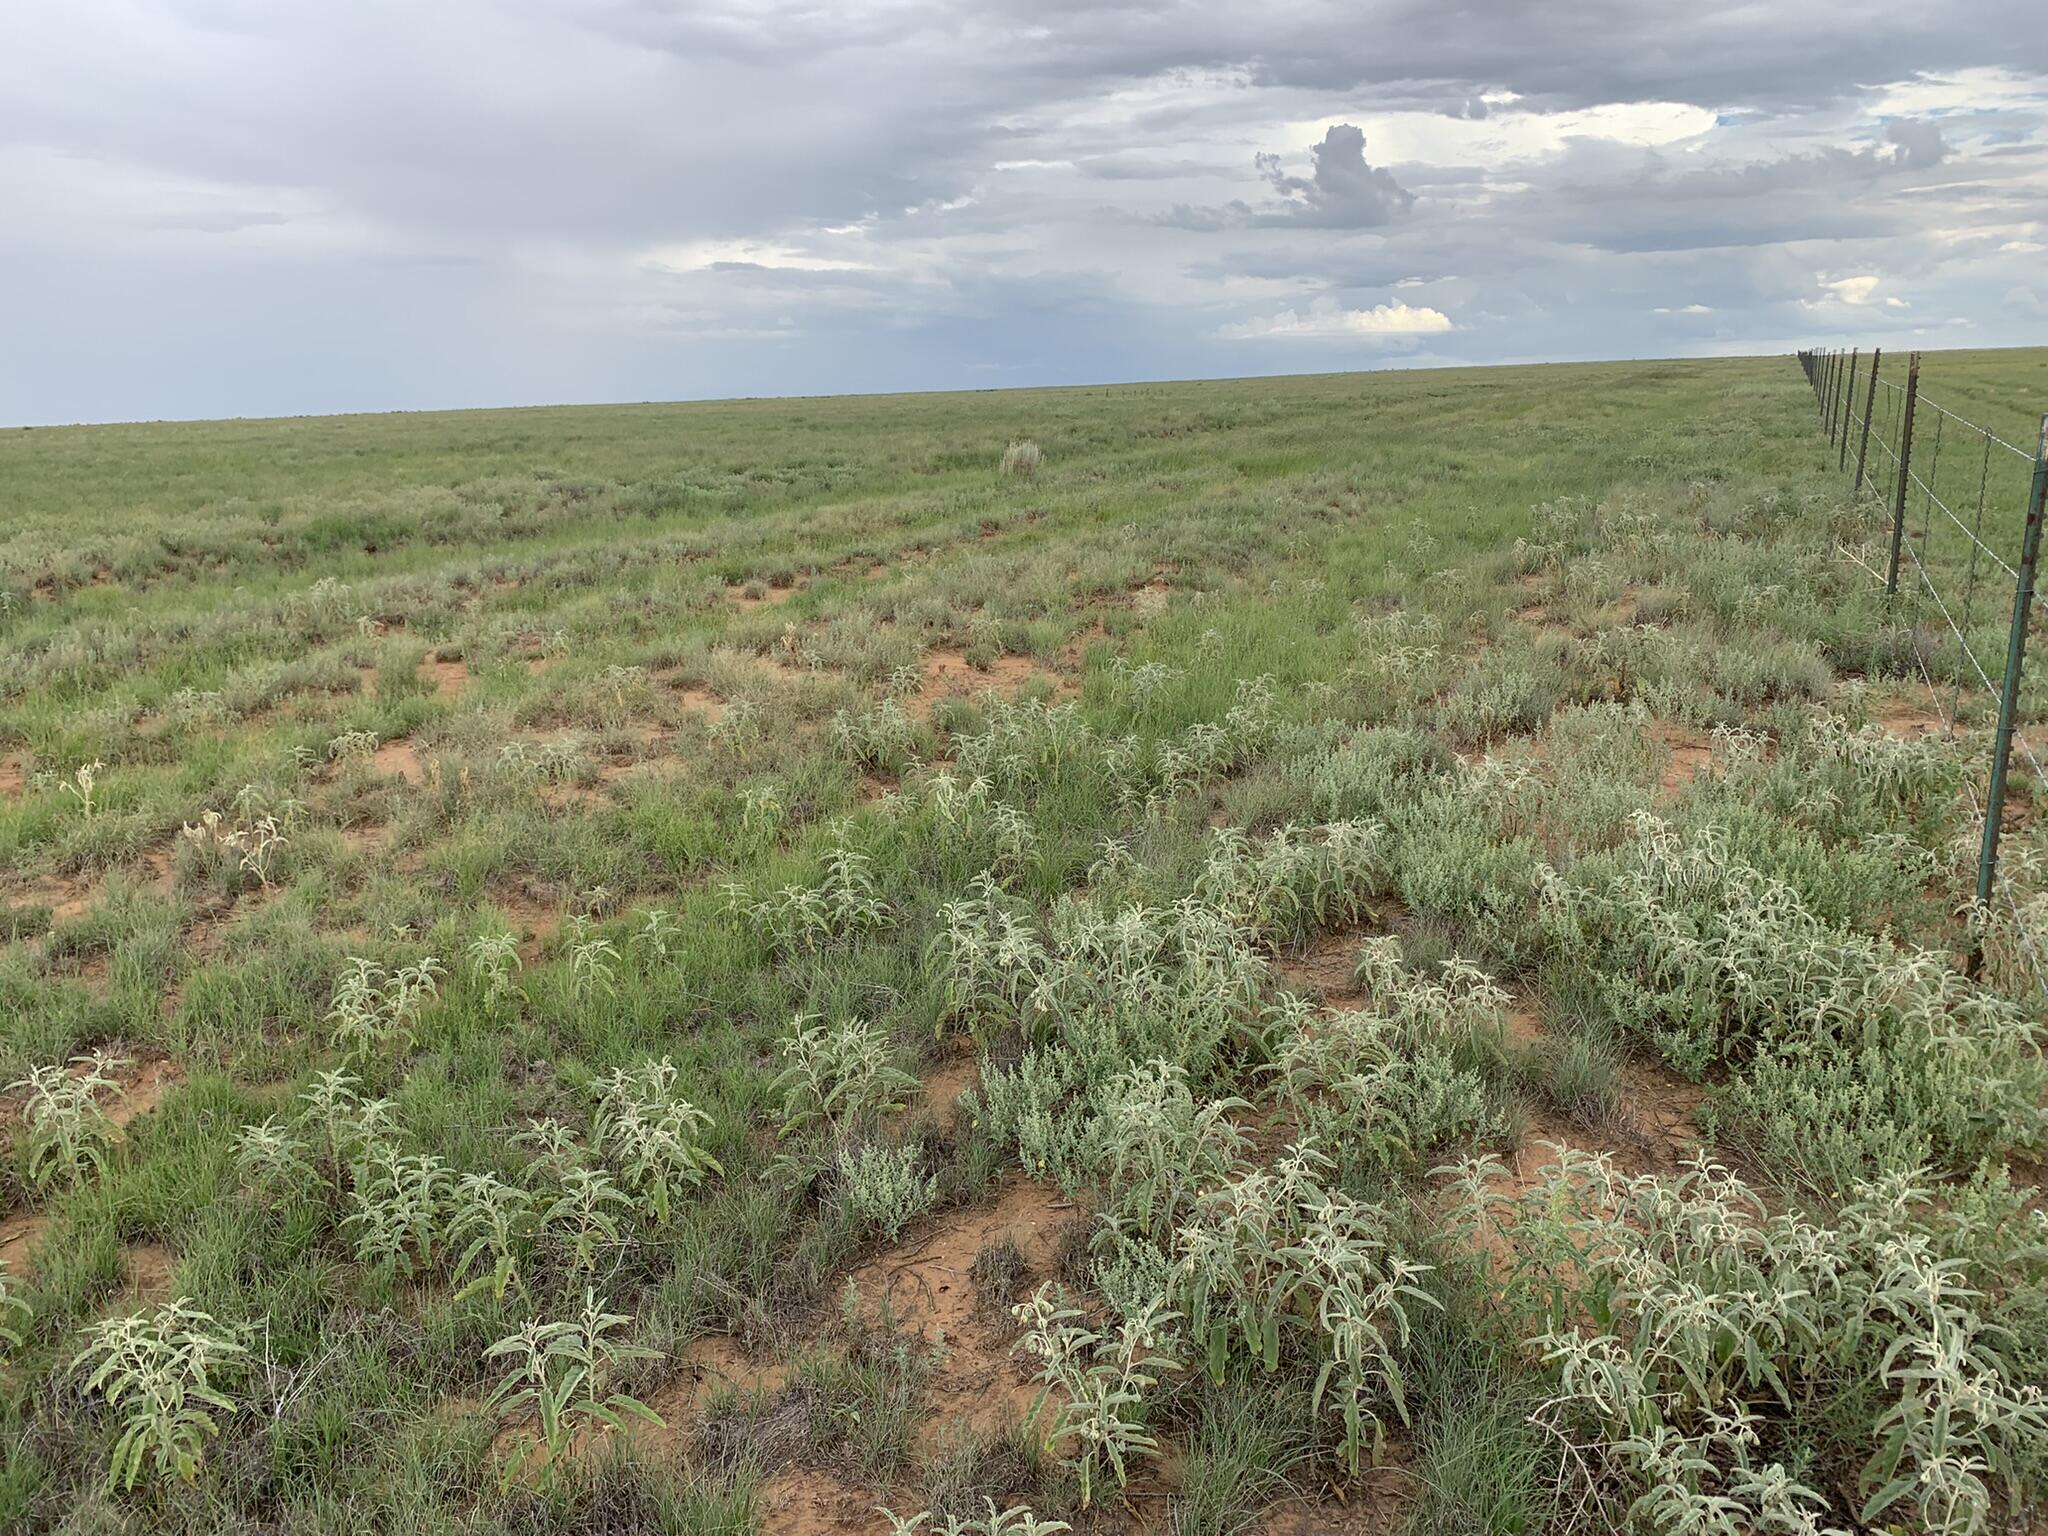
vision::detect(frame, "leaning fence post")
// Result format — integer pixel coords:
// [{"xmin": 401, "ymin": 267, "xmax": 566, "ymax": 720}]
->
[
  {"xmin": 1854, "ymin": 347, "xmax": 1881, "ymax": 495},
  {"xmin": 1885, "ymin": 352, "xmax": 1922, "ymax": 596},
  {"xmin": 1837, "ymin": 348, "xmax": 1858, "ymax": 468},
  {"xmin": 1972, "ymin": 413, "xmax": 2048, "ymax": 969}
]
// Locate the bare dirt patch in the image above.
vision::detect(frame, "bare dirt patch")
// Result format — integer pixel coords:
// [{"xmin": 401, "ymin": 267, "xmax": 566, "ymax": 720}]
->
[
  {"xmin": 1614, "ymin": 1056, "xmax": 1711, "ymax": 1173},
  {"xmin": 1503, "ymin": 1007, "xmax": 1543, "ymax": 1050},
  {"xmin": 917, "ymin": 1051, "xmax": 980, "ymax": 1132},
  {"xmin": 754, "ymin": 1466, "xmax": 884, "ymax": 1536},
  {"xmin": 680, "ymin": 1334, "xmax": 793, "ymax": 1402},
  {"xmin": 488, "ymin": 884, "xmax": 562, "ymax": 962},
  {"xmin": 731, "ymin": 580, "xmax": 804, "ymax": 610},
  {"xmin": 5, "ymin": 873, "xmax": 98, "ymax": 923},
  {"xmin": 419, "ymin": 657, "xmax": 471, "ymax": 700},
  {"xmin": 0, "ymin": 1213, "xmax": 52, "ymax": 1274},
  {"xmin": 634, "ymin": 1334, "xmax": 796, "ymax": 1455},
  {"xmin": 1057, "ymin": 620, "xmax": 1113, "ymax": 669},
  {"xmin": 538, "ymin": 780, "xmax": 610, "ymax": 811},
  {"xmin": 1870, "ymin": 692, "xmax": 1955, "ymax": 741},
  {"xmin": 1649, "ymin": 721, "xmax": 1716, "ymax": 802},
  {"xmin": 1273, "ymin": 929, "xmax": 1370, "ymax": 1009},
  {"xmin": 340, "ymin": 821, "xmax": 392, "ymax": 856},
  {"xmin": 371, "ymin": 739, "xmax": 425, "ymax": 783},
  {"xmin": 108, "ymin": 1057, "xmax": 183, "ymax": 1130},
  {"xmin": 120, "ymin": 1242, "xmax": 177, "ymax": 1305},
  {"xmin": 0, "ymin": 756, "xmax": 24, "ymax": 799},
  {"xmin": 847, "ymin": 1174, "xmax": 1068, "ymax": 1448},
  {"xmin": 675, "ymin": 684, "xmax": 727, "ymax": 723},
  {"xmin": 1256, "ymin": 1444, "xmax": 1417, "ymax": 1534},
  {"xmin": 1502, "ymin": 1012, "xmax": 1708, "ymax": 1192},
  {"xmin": 909, "ymin": 650, "xmax": 1070, "ymax": 720}
]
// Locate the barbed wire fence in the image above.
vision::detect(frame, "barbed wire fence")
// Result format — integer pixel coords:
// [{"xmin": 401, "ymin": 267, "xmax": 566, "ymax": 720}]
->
[{"xmin": 1797, "ymin": 345, "xmax": 2048, "ymax": 991}]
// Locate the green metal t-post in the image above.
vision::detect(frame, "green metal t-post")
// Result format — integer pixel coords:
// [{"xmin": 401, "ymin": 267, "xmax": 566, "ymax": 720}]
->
[
  {"xmin": 1837, "ymin": 348, "xmax": 1857, "ymax": 469},
  {"xmin": 1975, "ymin": 414, "xmax": 2048, "ymax": 946},
  {"xmin": 1885, "ymin": 353, "xmax": 1921, "ymax": 597},
  {"xmin": 1853, "ymin": 347, "xmax": 1881, "ymax": 497}
]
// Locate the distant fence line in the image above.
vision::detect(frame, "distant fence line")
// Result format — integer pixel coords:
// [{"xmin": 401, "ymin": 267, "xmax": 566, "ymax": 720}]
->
[{"xmin": 1797, "ymin": 346, "xmax": 2048, "ymax": 990}]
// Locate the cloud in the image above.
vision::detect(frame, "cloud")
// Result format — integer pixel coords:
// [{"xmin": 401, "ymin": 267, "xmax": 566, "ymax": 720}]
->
[
  {"xmin": 1654, "ymin": 303, "xmax": 1714, "ymax": 314},
  {"xmin": 647, "ymin": 240, "xmax": 873, "ymax": 274},
  {"xmin": 1162, "ymin": 123, "xmax": 1415, "ymax": 231},
  {"xmin": 1884, "ymin": 117, "xmax": 1948, "ymax": 170},
  {"xmin": 1259, "ymin": 124, "xmax": 1417, "ymax": 227},
  {"xmin": 1820, "ymin": 275, "xmax": 1881, "ymax": 305},
  {"xmin": 153, "ymin": 209, "xmax": 290, "ymax": 234},
  {"xmin": 0, "ymin": 3, "xmax": 2044, "ymax": 421},
  {"xmin": 1221, "ymin": 298, "xmax": 1453, "ymax": 340}
]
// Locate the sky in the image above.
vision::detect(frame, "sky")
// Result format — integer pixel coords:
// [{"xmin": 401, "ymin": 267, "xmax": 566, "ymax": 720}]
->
[{"xmin": 4, "ymin": 1, "xmax": 2047, "ymax": 425}]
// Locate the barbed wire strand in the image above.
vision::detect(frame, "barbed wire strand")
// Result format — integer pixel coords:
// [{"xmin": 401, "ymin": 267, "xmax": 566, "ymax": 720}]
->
[{"xmin": 1809, "ymin": 347, "xmax": 2048, "ymax": 995}]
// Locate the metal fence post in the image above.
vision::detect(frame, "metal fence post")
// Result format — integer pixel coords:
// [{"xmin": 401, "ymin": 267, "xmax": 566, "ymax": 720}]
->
[
  {"xmin": 1973, "ymin": 413, "xmax": 2048, "ymax": 963},
  {"xmin": 1854, "ymin": 347, "xmax": 1881, "ymax": 495},
  {"xmin": 1885, "ymin": 352, "xmax": 1922, "ymax": 596},
  {"xmin": 1822, "ymin": 349, "xmax": 1837, "ymax": 432},
  {"xmin": 1837, "ymin": 348, "xmax": 1858, "ymax": 469}
]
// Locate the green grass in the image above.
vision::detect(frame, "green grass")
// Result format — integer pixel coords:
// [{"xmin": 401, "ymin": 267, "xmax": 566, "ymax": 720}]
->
[{"xmin": 0, "ymin": 352, "xmax": 2044, "ymax": 1535}]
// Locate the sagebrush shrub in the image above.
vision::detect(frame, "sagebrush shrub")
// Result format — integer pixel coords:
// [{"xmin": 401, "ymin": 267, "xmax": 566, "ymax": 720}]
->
[{"xmin": 838, "ymin": 1142, "xmax": 938, "ymax": 1239}]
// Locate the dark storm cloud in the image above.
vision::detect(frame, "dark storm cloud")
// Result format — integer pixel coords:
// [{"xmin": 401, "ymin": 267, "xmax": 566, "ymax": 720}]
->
[
  {"xmin": 0, "ymin": 0, "xmax": 2044, "ymax": 423},
  {"xmin": 1256, "ymin": 125, "xmax": 1416, "ymax": 227},
  {"xmin": 1161, "ymin": 125, "xmax": 1413, "ymax": 230}
]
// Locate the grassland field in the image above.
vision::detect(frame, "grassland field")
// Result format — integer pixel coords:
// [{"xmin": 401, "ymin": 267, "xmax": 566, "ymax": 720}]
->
[{"xmin": 0, "ymin": 350, "xmax": 2045, "ymax": 1536}]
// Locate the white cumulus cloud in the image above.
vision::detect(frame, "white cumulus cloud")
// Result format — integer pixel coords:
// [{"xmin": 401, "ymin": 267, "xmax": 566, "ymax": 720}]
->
[
  {"xmin": 1221, "ymin": 298, "xmax": 1453, "ymax": 340},
  {"xmin": 1819, "ymin": 274, "xmax": 1882, "ymax": 305}
]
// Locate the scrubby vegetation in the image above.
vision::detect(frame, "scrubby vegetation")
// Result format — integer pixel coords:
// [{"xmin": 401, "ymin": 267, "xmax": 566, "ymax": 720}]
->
[{"xmin": 0, "ymin": 351, "xmax": 2044, "ymax": 1533}]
